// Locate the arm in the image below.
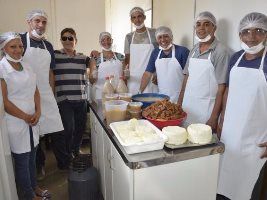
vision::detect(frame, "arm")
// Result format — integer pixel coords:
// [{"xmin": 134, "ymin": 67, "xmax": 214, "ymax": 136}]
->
[
  {"xmin": 139, "ymin": 71, "xmax": 153, "ymax": 93},
  {"xmin": 30, "ymin": 87, "xmax": 41, "ymax": 126},
  {"xmin": 1, "ymin": 79, "xmax": 32, "ymax": 124},
  {"xmin": 217, "ymin": 87, "xmax": 229, "ymax": 138},
  {"xmin": 177, "ymin": 74, "xmax": 189, "ymax": 105},
  {"xmin": 206, "ymin": 84, "xmax": 226, "ymax": 131},
  {"xmin": 259, "ymin": 142, "xmax": 267, "ymax": 158},
  {"xmin": 49, "ymin": 69, "xmax": 55, "ymax": 94},
  {"xmin": 89, "ymin": 58, "xmax": 97, "ymax": 84}
]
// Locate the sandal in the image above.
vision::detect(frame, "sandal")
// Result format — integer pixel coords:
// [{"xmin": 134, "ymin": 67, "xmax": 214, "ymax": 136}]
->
[{"xmin": 35, "ymin": 187, "xmax": 52, "ymax": 198}]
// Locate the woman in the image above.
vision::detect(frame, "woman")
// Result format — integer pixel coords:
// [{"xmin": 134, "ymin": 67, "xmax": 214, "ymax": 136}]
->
[
  {"xmin": 54, "ymin": 28, "xmax": 90, "ymax": 158},
  {"xmin": 0, "ymin": 32, "xmax": 50, "ymax": 200},
  {"xmin": 217, "ymin": 12, "xmax": 267, "ymax": 200},
  {"xmin": 89, "ymin": 32, "xmax": 124, "ymax": 101}
]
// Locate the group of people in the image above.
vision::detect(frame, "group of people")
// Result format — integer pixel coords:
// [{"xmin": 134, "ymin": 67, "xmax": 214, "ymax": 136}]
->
[{"xmin": 0, "ymin": 5, "xmax": 266, "ymax": 200}]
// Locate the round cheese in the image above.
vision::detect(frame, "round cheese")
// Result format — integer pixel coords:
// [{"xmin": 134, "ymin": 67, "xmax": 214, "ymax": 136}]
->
[
  {"xmin": 162, "ymin": 126, "xmax": 188, "ymax": 145},
  {"xmin": 187, "ymin": 124, "xmax": 212, "ymax": 144}
]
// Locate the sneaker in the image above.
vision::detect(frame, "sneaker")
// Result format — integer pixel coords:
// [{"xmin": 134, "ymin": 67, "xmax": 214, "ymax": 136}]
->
[{"xmin": 36, "ymin": 166, "xmax": 45, "ymax": 181}]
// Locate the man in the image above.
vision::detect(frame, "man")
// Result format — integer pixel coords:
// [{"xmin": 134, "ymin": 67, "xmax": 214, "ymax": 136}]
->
[
  {"xmin": 124, "ymin": 6, "xmax": 158, "ymax": 95},
  {"xmin": 217, "ymin": 12, "xmax": 267, "ymax": 200},
  {"xmin": 140, "ymin": 26, "xmax": 189, "ymax": 102},
  {"xmin": 21, "ymin": 10, "xmax": 69, "ymax": 179},
  {"xmin": 178, "ymin": 11, "xmax": 231, "ymax": 131}
]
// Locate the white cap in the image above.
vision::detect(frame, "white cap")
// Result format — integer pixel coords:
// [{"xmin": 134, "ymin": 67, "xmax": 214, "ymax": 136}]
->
[
  {"xmin": 195, "ymin": 11, "xmax": 216, "ymax": 26},
  {"xmin": 155, "ymin": 26, "xmax": 173, "ymax": 40},
  {"xmin": 0, "ymin": 32, "xmax": 21, "ymax": 50},
  {"xmin": 239, "ymin": 12, "xmax": 267, "ymax": 32},
  {"xmin": 130, "ymin": 7, "xmax": 145, "ymax": 17},
  {"xmin": 27, "ymin": 9, "xmax": 48, "ymax": 21}
]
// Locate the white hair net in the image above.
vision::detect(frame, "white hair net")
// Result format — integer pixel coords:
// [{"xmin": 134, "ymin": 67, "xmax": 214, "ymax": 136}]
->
[
  {"xmin": 195, "ymin": 11, "xmax": 216, "ymax": 26},
  {"xmin": 27, "ymin": 9, "xmax": 48, "ymax": 21},
  {"xmin": 155, "ymin": 26, "xmax": 173, "ymax": 40},
  {"xmin": 130, "ymin": 7, "xmax": 145, "ymax": 17},
  {"xmin": 0, "ymin": 32, "xmax": 21, "ymax": 50},
  {"xmin": 99, "ymin": 32, "xmax": 112, "ymax": 42},
  {"xmin": 239, "ymin": 12, "xmax": 267, "ymax": 32}
]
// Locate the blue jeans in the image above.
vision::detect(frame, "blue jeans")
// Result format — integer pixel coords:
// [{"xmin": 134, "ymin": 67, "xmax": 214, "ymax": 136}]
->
[
  {"xmin": 12, "ymin": 147, "xmax": 37, "ymax": 200},
  {"xmin": 58, "ymin": 100, "xmax": 87, "ymax": 155}
]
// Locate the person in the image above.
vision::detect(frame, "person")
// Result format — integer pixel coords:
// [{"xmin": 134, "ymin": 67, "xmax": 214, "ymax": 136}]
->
[
  {"xmin": 124, "ymin": 6, "xmax": 158, "ymax": 95},
  {"xmin": 139, "ymin": 26, "xmax": 189, "ymax": 102},
  {"xmin": 178, "ymin": 11, "xmax": 231, "ymax": 130},
  {"xmin": 89, "ymin": 32, "xmax": 124, "ymax": 100},
  {"xmin": 54, "ymin": 28, "xmax": 90, "ymax": 157},
  {"xmin": 217, "ymin": 12, "xmax": 267, "ymax": 200},
  {"xmin": 20, "ymin": 9, "xmax": 65, "ymax": 178},
  {"xmin": 0, "ymin": 32, "xmax": 49, "ymax": 200}
]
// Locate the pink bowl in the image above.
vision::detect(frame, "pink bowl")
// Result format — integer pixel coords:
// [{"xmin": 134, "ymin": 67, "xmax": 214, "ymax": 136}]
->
[{"xmin": 143, "ymin": 112, "xmax": 187, "ymax": 130}]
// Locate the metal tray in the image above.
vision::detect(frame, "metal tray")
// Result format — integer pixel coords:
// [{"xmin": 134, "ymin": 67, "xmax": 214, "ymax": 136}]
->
[{"xmin": 164, "ymin": 134, "xmax": 219, "ymax": 149}]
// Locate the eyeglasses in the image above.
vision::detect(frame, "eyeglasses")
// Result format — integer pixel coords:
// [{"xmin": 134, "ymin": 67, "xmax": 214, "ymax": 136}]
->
[
  {"xmin": 61, "ymin": 36, "xmax": 74, "ymax": 41},
  {"xmin": 240, "ymin": 28, "xmax": 266, "ymax": 37}
]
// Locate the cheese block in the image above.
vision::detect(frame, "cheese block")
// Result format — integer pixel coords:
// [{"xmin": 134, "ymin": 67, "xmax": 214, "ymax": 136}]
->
[
  {"xmin": 162, "ymin": 126, "xmax": 188, "ymax": 145},
  {"xmin": 187, "ymin": 124, "xmax": 212, "ymax": 144}
]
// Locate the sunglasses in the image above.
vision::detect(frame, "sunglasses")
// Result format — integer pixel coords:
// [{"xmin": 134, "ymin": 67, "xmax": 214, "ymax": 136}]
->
[{"xmin": 61, "ymin": 36, "xmax": 74, "ymax": 41}]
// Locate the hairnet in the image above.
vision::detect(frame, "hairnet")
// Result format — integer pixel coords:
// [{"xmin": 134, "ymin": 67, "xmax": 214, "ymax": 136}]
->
[
  {"xmin": 99, "ymin": 32, "xmax": 112, "ymax": 42},
  {"xmin": 239, "ymin": 12, "xmax": 267, "ymax": 32},
  {"xmin": 155, "ymin": 26, "xmax": 173, "ymax": 40},
  {"xmin": 26, "ymin": 9, "xmax": 48, "ymax": 21},
  {"xmin": 130, "ymin": 7, "xmax": 145, "ymax": 17},
  {"xmin": 195, "ymin": 11, "xmax": 216, "ymax": 26},
  {"xmin": 0, "ymin": 32, "xmax": 21, "ymax": 50}
]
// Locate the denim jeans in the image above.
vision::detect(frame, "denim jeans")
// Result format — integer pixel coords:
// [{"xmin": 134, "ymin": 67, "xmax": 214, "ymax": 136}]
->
[
  {"xmin": 12, "ymin": 147, "xmax": 37, "ymax": 200},
  {"xmin": 58, "ymin": 100, "xmax": 87, "ymax": 155}
]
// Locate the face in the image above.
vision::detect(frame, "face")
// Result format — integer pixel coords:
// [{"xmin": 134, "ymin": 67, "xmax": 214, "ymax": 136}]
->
[
  {"xmin": 239, "ymin": 28, "xmax": 267, "ymax": 47},
  {"xmin": 100, "ymin": 36, "xmax": 112, "ymax": 49},
  {"xmin": 3, "ymin": 38, "xmax": 24, "ymax": 60},
  {"xmin": 157, "ymin": 34, "xmax": 172, "ymax": 49},
  {"xmin": 61, "ymin": 32, "xmax": 76, "ymax": 51},
  {"xmin": 131, "ymin": 11, "xmax": 146, "ymax": 26},
  {"xmin": 28, "ymin": 16, "xmax": 47, "ymax": 35},
  {"xmin": 195, "ymin": 20, "xmax": 216, "ymax": 39}
]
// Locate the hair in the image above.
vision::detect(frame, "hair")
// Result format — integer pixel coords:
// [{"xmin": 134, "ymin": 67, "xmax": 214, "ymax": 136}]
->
[{"xmin": 60, "ymin": 28, "xmax": 77, "ymax": 40}]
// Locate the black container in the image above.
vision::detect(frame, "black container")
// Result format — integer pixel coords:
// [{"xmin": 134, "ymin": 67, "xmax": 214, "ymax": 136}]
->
[{"xmin": 68, "ymin": 154, "xmax": 99, "ymax": 200}]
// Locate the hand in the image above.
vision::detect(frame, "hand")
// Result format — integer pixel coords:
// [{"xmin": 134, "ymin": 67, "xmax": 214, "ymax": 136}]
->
[
  {"xmin": 206, "ymin": 117, "xmax": 218, "ymax": 133},
  {"xmin": 216, "ymin": 120, "xmax": 223, "ymax": 140},
  {"xmin": 30, "ymin": 111, "xmax": 41, "ymax": 126},
  {"xmin": 258, "ymin": 142, "xmax": 267, "ymax": 159},
  {"xmin": 23, "ymin": 114, "xmax": 33, "ymax": 124},
  {"xmin": 152, "ymin": 74, "xmax": 158, "ymax": 85},
  {"xmin": 90, "ymin": 50, "xmax": 100, "ymax": 58}
]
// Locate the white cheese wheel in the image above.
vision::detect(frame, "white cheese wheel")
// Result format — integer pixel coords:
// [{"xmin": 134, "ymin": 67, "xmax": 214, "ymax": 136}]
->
[
  {"xmin": 187, "ymin": 124, "xmax": 212, "ymax": 144},
  {"xmin": 162, "ymin": 126, "xmax": 188, "ymax": 145}
]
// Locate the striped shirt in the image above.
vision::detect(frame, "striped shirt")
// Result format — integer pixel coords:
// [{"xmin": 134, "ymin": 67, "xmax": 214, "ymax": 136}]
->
[{"xmin": 54, "ymin": 49, "xmax": 90, "ymax": 103}]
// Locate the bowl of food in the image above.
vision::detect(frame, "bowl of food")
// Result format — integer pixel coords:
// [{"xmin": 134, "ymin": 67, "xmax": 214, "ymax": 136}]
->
[
  {"xmin": 131, "ymin": 93, "xmax": 169, "ymax": 108},
  {"xmin": 142, "ymin": 99, "xmax": 187, "ymax": 129}
]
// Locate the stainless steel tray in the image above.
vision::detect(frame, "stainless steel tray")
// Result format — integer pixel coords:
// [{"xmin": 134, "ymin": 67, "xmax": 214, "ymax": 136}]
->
[{"xmin": 164, "ymin": 134, "xmax": 219, "ymax": 149}]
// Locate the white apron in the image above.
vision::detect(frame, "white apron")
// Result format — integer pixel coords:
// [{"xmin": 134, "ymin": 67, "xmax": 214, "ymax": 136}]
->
[
  {"xmin": 23, "ymin": 33, "xmax": 63, "ymax": 134},
  {"xmin": 1, "ymin": 57, "xmax": 39, "ymax": 153},
  {"xmin": 155, "ymin": 45, "xmax": 184, "ymax": 103},
  {"xmin": 217, "ymin": 48, "xmax": 267, "ymax": 200},
  {"xmin": 182, "ymin": 51, "xmax": 218, "ymax": 126},
  {"xmin": 94, "ymin": 52, "xmax": 122, "ymax": 100},
  {"xmin": 128, "ymin": 28, "xmax": 158, "ymax": 94}
]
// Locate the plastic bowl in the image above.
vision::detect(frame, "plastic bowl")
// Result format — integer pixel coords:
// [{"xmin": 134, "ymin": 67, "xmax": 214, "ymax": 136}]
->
[
  {"xmin": 143, "ymin": 112, "xmax": 187, "ymax": 130},
  {"xmin": 131, "ymin": 93, "xmax": 170, "ymax": 108}
]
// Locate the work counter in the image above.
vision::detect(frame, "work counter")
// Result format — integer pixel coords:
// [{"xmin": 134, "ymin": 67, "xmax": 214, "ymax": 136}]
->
[{"xmin": 89, "ymin": 101, "xmax": 224, "ymax": 200}]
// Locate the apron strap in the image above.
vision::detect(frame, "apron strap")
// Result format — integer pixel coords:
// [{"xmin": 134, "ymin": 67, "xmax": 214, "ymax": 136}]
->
[
  {"xmin": 259, "ymin": 47, "xmax": 267, "ymax": 71},
  {"xmin": 100, "ymin": 53, "xmax": 104, "ymax": 63},
  {"xmin": 191, "ymin": 49, "xmax": 212, "ymax": 60},
  {"xmin": 233, "ymin": 51, "xmax": 246, "ymax": 68},
  {"xmin": 131, "ymin": 27, "xmax": 152, "ymax": 44},
  {"xmin": 26, "ymin": 32, "xmax": 47, "ymax": 50}
]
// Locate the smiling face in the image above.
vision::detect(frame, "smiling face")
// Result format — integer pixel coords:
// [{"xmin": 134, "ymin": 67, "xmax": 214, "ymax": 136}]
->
[
  {"xmin": 195, "ymin": 20, "xmax": 216, "ymax": 39},
  {"xmin": 3, "ymin": 38, "xmax": 24, "ymax": 60},
  {"xmin": 28, "ymin": 15, "xmax": 47, "ymax": 35},
  {"xmin": 239, "ymin": 28, "xmax": 267, "ymax": 47},
  {"xmin": 130, "ymin": 11, "xmax": 146, "ymax": 26},
  {"xmin": 61, "ymin": 31, "xmax": 76, "ymax": 51},
  {"xmin": 156, "ymin": 34, "xmax": 172, "ymax": 49},
  {"xmin": 100, "ymin": 35, "xmax": 112, "ymax": 50}
]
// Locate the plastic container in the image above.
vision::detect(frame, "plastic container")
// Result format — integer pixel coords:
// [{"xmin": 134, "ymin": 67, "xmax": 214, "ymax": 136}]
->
[
  {"xmin": 116, "ymin": 76, "xmax": 128, "ymax": 93},
  {"xmin": 128, "ymin": 110, "xmax": 142, "ymax": 119},
  {"xmin": 128, "ymin": 102, "xmax": 143, "ymax": 112},
  {"xmin": 109, "ymin": 75, "xmax": 117, "ymax": 89},
  {"xmin": 105, "ymin": 100, "xmax": 129, "ymax": 126},
  {"xmin": 119, "ymin": 93, "xmax": 132, "ymax": 102},
  {"xmin": 105, "ymin": 93, "xmax": 119, "ymax": 101}
]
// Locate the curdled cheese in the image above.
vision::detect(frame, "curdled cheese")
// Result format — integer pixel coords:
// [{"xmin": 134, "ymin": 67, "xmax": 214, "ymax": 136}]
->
[
  {"xmin": 162, "ymin": 126, "xmax": 188, "ymax": 145},
  {"xmin": 187, "ymin": 124, "xmax": 212, "ymax": 144}
]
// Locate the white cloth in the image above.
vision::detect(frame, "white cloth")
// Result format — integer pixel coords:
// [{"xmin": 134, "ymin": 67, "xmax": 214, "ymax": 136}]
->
[
  {"xmin": 217, "ymin": 48, "xmax": 267, "ymax": 200},
  {"xmin": 182, "ymin": 52, "xmax": 218, "ymax": 126},
  {"xmin": 0, "ymin": 57, "xmax": 39, "ymax": 153},
  {"xmin": 22, "ymin": 33, "xmax": 63, "ymax": 134},
  {"xmin": 155, "ymin": 45, "xmax": 184, "ymax": 102},
  {"xmin": 94, "ymin": 52, "xmax": 122, "ymax": 100},
  {"xmin": 128, "ymin": 28, "xmax": 158, "ymax": 94}
]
